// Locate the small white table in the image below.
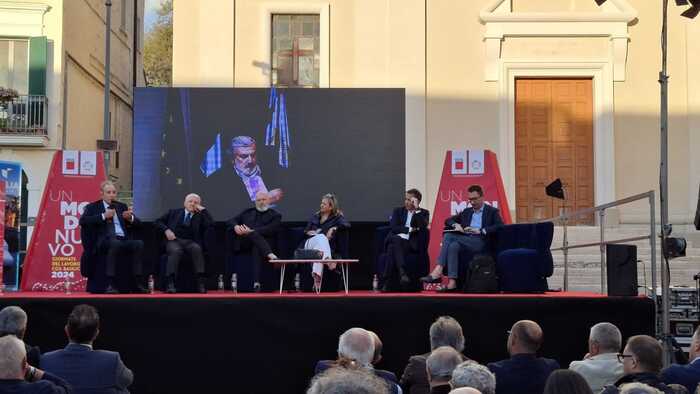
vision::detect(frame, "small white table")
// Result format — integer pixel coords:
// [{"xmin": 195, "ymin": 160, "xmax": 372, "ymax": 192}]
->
[{"xmin": 269, "ymin": 259, "xmax": 360, "ymax": 294}]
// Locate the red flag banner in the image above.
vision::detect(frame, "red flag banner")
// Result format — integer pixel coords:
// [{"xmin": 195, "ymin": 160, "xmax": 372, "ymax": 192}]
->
[
  {"xmin": 427, "ymin": 150, "xmax": 512, "ymax": 285},
  {"xmin": 21, "ymin": 151, "xmax": 105, "ymax": 292}
]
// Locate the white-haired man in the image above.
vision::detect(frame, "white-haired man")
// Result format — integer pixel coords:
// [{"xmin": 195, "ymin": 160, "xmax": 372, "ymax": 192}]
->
[
  {"xmin": 307, "ymin": 367, "xmax": 390, "ymax": 394},
  {"xmin": 0, "ymin": 335, "xmax": 70, "ymax": 393},
  {"xmin": 0, "ymin": 306, "xmax": 40, "ymax": 367},
  {"xmin": 228, "ymin": 135, "xmax": 283, "ymax": 204},
  {"xmin": 156, "ymin": 193, "xmax": 213, "ymax": 293},
  {"xmin": 450, "ymin": 361, "xmax": 496, "ymax": 394},
  {"xmin": 426, "ymin": 346, "xmax": 463, "ymax": 394},
  {"xmin": 80, "ymin": 180, "xmax": 146, "ymax": 294},
  {"xmin": 569, "ymin": 322, "xmax": 625, "ymax": 392}
]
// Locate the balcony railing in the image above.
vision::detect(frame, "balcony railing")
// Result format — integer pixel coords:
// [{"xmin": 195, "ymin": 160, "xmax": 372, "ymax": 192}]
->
[{"xmin": 0, "ymin": 95, "xmax": 48, "ymax": 136}]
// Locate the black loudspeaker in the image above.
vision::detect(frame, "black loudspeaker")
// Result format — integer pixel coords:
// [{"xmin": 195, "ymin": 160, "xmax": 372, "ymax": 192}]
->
[
  {"xmin": 694, "ymin": 184, "xmax": 699, "ymax": 230},
  {"xmin": 606, "ymin": 244, "xmax": 638, "ymax": 296}
]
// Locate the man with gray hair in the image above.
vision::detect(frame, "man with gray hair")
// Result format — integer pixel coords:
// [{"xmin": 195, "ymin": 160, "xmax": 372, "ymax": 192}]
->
[
  {"xmin": 307, "ymin": 367, "xmax": 390, "ymax": 394},
  {"xmin": 0, "ymin": 335, "xmax": 70, "ymax": 393},
  {"xmin": 450, "ymin": 361, "xmax": 496, "ymax": 394},
  {"xmin": 0, "ymin": 306, "xmax": 40, "ymax": 367},
  {"xmin": 228, "ymin": 135, "xmax": 283, "ymax": 204},
  {"xmin": 426, "ymin": 346, "xmax": 463, "ymax": 394},
  {"xmin": 401, "ymin": 316, "xmax": 468, "ymax": 394},
  {"xmin": 569, "ymin": 322, "xmax": 625, "ymax": 392}
]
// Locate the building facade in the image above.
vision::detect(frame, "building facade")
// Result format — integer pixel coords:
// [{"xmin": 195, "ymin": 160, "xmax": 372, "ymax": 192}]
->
[
  {"xmin": 0, "ymin": 0, "xmax": 144, "ymax": 242},
  {"xmin": 176, "ymin": 0, "xmax": 698, "ymax": 226}
]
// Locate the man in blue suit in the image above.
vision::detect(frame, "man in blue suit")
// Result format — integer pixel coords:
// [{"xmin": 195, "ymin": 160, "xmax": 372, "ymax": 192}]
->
[
  {"xmin": 0, "ymin": 335, "xmax": 70, "ymax": 394},
  {"xmin": 487, "ymin": 320, "xmax": 559, "ymax": 394},
  {"xmin": 421, "ymin": 184, "xmax": 503, "ymax": 292},
  {"xmin": 662, "ymin": 327, "xmax": 700, "ymax": 393},
  {"xmin": 41, "ymin": 305, "xmax": 133, "ymax": 394}
]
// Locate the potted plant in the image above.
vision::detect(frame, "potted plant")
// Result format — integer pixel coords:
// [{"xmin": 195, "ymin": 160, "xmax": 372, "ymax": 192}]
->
[{"xmin": 0, "ymin": 87, "xmax": 19, "ymax": 129}]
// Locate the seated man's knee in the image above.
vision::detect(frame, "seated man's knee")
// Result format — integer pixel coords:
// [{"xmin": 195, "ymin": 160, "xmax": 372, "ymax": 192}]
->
[
  {"xmin": 189, "ymin": 242, "xmax": 203, "ymax": 254},
  {"xmin": 448, "ymin": 242, "xmax": 462, "ymax": 253}
]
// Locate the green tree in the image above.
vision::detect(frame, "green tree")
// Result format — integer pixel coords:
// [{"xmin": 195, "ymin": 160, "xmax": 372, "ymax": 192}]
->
[{"xmin": 143, "ymin": 0, "xmax": 172, "ymax": 86}]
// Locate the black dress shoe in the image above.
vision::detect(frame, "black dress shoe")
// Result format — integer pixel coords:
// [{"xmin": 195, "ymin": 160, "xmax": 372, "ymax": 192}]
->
[
  {"xmin": 165, "ymin": 281, "xmax": 177, "ymax": 294},
  {"xmin": 197, "ymin": 279, "xmax": 207, "ymax": 294},
  {"xmin": 104, "ymin": 285, "xmax": 119, "ymax": 295},
  {"xmin": 400, "ymin": 274, "xmax": 411, "ymax": 285},
  {"xmin": 253, "ymin": 283, "xmax": 261, "ymax": 293},
  {"xmin": 420, "ymin": 275, "xmax": 442, "ymax": 284},
  {"xmin": 133, "ymin": 284, "xmax": 150, "ymax": 294},
  {"xmin": 437, "ymin": 286, "xmax": 459, "ymax": 293}
]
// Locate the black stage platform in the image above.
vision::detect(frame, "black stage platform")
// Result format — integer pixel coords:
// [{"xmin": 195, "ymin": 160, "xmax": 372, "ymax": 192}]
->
[{"xmin": 0, "ymin": 291, "xmax": 655, "ymax": 394}]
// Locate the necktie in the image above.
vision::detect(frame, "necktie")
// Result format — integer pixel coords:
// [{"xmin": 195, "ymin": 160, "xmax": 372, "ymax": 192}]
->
[{"xmin": 184, "ymin": 212, "xmax": 191, "ymax": 225}]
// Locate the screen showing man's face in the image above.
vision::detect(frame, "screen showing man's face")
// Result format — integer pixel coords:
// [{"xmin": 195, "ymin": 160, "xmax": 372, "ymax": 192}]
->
[{"xmin": 233, "ymin": 146, "xmax": 257, "ymax": 176}]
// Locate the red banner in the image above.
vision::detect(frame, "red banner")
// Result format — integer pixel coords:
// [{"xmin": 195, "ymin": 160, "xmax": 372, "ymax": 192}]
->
[
  {"xmin": 428, "ymin": 150, "xmax": 512, "ymax": 274},
  {"xmin": 0, "ymin": 181, "xmax": 5, "ymax": 289},
  {"xmin": 21, "ymin": 151, "xmax": 105, "ymax": 292}
]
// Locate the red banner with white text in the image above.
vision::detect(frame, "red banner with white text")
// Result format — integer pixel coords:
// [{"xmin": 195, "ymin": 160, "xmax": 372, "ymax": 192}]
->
[
  {"xmin": 428, "ymin": 150, "xmax": 512, "ymax": 276},
  {"xmin": 21, "ymin": 151, "xmax": 105, "ymax": 292}
]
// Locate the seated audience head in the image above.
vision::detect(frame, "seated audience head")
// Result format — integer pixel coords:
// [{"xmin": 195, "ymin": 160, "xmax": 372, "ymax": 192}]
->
[
  {"xmin": 0, "ymin": 306, "xmax": 28, "ymax": 339},
  {"xmin": 426, "ymin": 346, "xmax": 463, "ymax": 387},
  {"xmin": 307, "ymin": 366, "xmax": 389, "ymax": 394},
  {"xmin": 589, "ymin": 322, "xmax": 622, "ymax": 356},
  {"xmin": 450, "ymin": 360, "xmax": 496, "ymax": 394},
  {"xmin": 450, "ymin": 388, "xmax": 483, "ymax": 394},
  {"xmin": 319, "ymin": 193, "xmax": 340, "ymax": 216},
  {"xmin": 542, "ymin": 369, "xmax": 593, "ymax": 394},
  {"xmin": 337, "ymin": 327, "xmax": 375, "ymax": 367},
  {"xmin": 430, "ymin": 316, "xmax": 465, "ymax": 353},
  {"xmin": 618, "ymin": 382, "xmax": 665, "ymax": 394},
  {"xmin": 183, "ymin": 193, "xmax": 202, "ymax": 212},
  {"xmin": 368, "ymin": 330, "xmax": 383, "ymax": 365},
  {"xmin": 688, "ymin": 326, "xmax": 700, "ymax": 361},
  {"xmin": 619, "ymin": 335, "xmax": 663, "ymax": 375},
  {"xmin": 100, "ymin": 180, "xmax": 117, "ymax": 203},
  {"xmin": 405, "ymin": 188, "xmax": 422, "ymax": 209},
  {"xmin": 507, "ymin": 320, "xmax": 543, "ymax": 356},
  {"xmin": 255, "ymin": 191, "xmax": 270, "ymax": 211},
  {"xmin": 467, "ymin": 185, "xmax": 484, "ymax": 210},
  {"xmin": 66, "ymin": 304, "xmax": 100, "ymax": 345},
  {"xmin": 0, "ymin": 335, "xmax": 27, "ymax": 380}
]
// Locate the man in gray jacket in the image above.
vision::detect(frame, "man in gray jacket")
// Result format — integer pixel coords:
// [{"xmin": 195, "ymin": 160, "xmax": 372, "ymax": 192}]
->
[{"xmin": 569, "ymin": 322, "xmax": 625, "ymax": 392}]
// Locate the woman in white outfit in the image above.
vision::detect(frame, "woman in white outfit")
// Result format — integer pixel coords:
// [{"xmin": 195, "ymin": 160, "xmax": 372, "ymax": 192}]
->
[{"xmin": 302, "ymin": 194, "xmax": 351, "ymax": 290}]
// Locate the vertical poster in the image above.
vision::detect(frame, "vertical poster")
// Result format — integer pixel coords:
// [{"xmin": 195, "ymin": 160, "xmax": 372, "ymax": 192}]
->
[
  {"xmin": 21, "ymin": 151, "xmax": 105, "ymax": 292},
  {"xmin": 0, "ymin": 160, "xmax": 22, "ymax": 289}
]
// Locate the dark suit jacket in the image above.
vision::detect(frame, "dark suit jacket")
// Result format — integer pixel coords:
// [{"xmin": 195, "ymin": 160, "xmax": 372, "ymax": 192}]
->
[
  {"xmin": 314, "ymin": 360, "xmax": 399, "ymax": 394},
  {"xmin": 387, "ymin": 207, "xmax": 430, "ymax": 252},
  {"xmin": 41, "ymin": 343, "xmax": 133, "ymax": 394},
  {"xmin": 430, "ymin": 384, "xmax": 452, "ymax": 394},
  {"xmin": 662, "ymin": 361, "xmax": 700, "ymax": 394},
  {"xmin": 79, "ymin": 200, "xmax": 140, "ymax": 278},
  {"xmin": 0, "ymin": 372, "xmax": 70, "ymax": 394},
  {"xmin": 487, "ymin": 353, "xmax": 559, "ymax": 394},
  {"xmin": 303, "ymin": 213, "xmax": 351, "ymax": 255},
  {"xmin": 602, "ymin": 372, "xmax": 683, "ymax": 394},
  {"xmin": 445, "ymin": 204, "xmax": 504, "ymax": 235},
  {"xmin": 226, "ymin": 208, "xmax": 282, "ymax": 252},
  {"xmin": 155, "ymin": 208, "xmax": 213, "ymax": 247},
  {"xmin": 401, "ymin": 352, "xmax": 468, "ymax": 394}
]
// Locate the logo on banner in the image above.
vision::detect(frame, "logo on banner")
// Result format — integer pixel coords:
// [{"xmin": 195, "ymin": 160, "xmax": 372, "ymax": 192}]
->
[
  {"xmin": 62, "ymin": 151, "xmax": 79, "ymax": 175},
  {"xmin": 451, "ymin": 150, "xmax": 486, "ymax": 176},
  {"xmin": 80, "ymin": 151, "xmax": 97, "ymax": 176},
  {"xmin": 451, "ymin": 151, "xmax": 468, "ymax": 175}
]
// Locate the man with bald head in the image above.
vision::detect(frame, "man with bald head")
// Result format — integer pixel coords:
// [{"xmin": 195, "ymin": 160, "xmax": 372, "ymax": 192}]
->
[
  {"xmin": 156, "ymin": 193, "xmax": 213, "ymax": 293},
  {"xmin": 80, "ymin": 180, "xmax": 146, "ymax": 294},
  {"xmin": 226, "ymin": 191, "xmax": 281, "ymax": 292},
  {"xmin": 0, "ymin": 335, "xmax": 70, "ymax": 393},
  {"xmin": 487, "ymin": 320, "xmax": 559, "ymax": 394},
  {"xmin": 450, "ymin": 388, "xmax": 482, "ymax": 394}
]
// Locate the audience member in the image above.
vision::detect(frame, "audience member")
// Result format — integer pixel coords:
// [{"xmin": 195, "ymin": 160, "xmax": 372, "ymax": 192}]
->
[
  {"xmin": 0, "ymin": 335, "xmax": 70, "ymax": 394},
  {"xmin": 569, "ymin": 322, "xmax": 625, "ymax": 392},
  {"xmin": 0, "ymin": 306, "xmax": 41, "ymax": 367},
  {"xmin": 662, "ymin": 326, "xmax": 700, "ymax": 393},
  {"xmin": 307, "ymin": 367, "xmax": 390, "ymax": 394},
  {"xmin": 316, "ymin": 330, "xmax": 398, "ymax": 384},
  {"xmin": 401, "ymin": 316, "xmax": 467, "ymax": 394},
  {"xmin": 601, "ymin": 335, "xmax": 684, "ymax": 394},
  {"xmin": 487, "ymin": 320, "xmax": 559, "ymax": 394},
  {"xmin": 449, "ymin": 389, "xmax": 482, "ymax": 394},
  {"xmin": 450, "ymin": 361, "xmax": 496, "ymax": 394},
  {"xmin": 41, "ymin": 304, "xmax": 133, "ymax": 394},
  {"xmin": 543, "ymin": 369, "xmax": 593, "ymax": 394},
  {"xmin": 618, "ymin": 382, "xmax": 666, "ymax": 394},
  {"xmin": 426, "ymin": 346, "xmax": 463, "ymax": 394}
]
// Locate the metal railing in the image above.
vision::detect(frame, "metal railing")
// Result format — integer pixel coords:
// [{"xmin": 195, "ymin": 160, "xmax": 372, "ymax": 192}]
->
[
  {"xmin": 544, "ymin": 191, "xmax": 657, "ymax": 298},
  {"xmin": 0, "ymin": 95, "xmax": 48, "ymax": 136}
]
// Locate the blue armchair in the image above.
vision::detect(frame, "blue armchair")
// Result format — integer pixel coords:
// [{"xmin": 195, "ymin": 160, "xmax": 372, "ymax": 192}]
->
[
  {"xmin": 225, "ymin": 227, "xmax": 281, "ymax": 292},
  {"xmin": 374, "ymin": 226, "xmax": 429, "ymax": 292},
  {"xmin": 494, "ymin": 222, "xmax": 554, "ymax": 292}
]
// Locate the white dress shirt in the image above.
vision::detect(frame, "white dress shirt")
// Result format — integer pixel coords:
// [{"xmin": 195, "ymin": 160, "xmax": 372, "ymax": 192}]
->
[{"xmin": 398, "ymin": 210, "xmax": 415, "ymax": 240}]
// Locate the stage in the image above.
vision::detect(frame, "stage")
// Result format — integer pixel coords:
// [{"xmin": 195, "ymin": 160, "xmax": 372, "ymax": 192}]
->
[{"xmin": 0, "ymin": 291, "xmax": 655, "ymax": 393}]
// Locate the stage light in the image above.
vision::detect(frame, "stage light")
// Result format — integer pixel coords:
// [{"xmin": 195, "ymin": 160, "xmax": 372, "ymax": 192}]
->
[
  {"xmin": 681, "ymin": 4, "xmax": 700, "ymax": 18},
  {"xmin": 594, "ymin": 0, "xmax": 607, "ymax": 5},
  {"xmin": 545, "ymin": 178, "xmax": 565, "ymax": 200},
  {"xmin": 664, "ymin": 237, "xmax": 687, "ymax": 259},
  {"xmin": 676, "ymin": 0, "xmax": 689, "ymax": 6}
]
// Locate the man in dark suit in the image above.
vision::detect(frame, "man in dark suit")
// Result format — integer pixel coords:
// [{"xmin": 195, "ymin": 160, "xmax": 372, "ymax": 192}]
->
[
  {"xmin": 487, "ymin": 320, "xmax": 559, "ymax": 394},
  {"xmin": 0, "ymin": 306, "xmax": 41, "ymax": 367},
  {"xmin": 382, "ymin": 188, "xmax": 430, "ymax": 292},
  {"xmin": 401, "ymin": 316, "xmax": 468, "ymax": 394},
  {"xmin": 156, "ymin": 193, "xmax": 213, "ymax": 294},
  {"xmin": 0, "ymin": 335, "xmax": 70, "ymax": 394},
  {"xmin": 662, "ymin": 326, "xmax": 700, "ymax": 392},
  {"xmin": 79, "ymin": 180, "xmax": 146, "ymax": 294},
  {"xmin": 421, "ymin": 184, "xmax": 503, "ymax": 292},
  {"xmin": 226, "ymin": 191, "xmax": 281, "ymax": 292},
  {"xmin": 41, "ymin": 304, "xmax": 133, "ymax": 394}
]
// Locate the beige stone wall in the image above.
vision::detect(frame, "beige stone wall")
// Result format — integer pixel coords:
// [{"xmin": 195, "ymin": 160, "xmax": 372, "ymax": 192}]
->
[{"xmin": 171, "ymin": 0, "xmax": 698, "ymax": 224}]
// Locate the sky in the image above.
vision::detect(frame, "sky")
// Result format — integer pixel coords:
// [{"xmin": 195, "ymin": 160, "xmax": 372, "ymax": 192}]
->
[{"xmin": 144, "ymin": 0, "xmax": 165, "ymax": 33}]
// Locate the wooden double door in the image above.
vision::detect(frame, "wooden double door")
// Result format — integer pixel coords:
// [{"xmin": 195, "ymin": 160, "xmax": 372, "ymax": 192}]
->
[{"xmin": 515, "ymin": 78, "xmax": 594, "ymax": 224}]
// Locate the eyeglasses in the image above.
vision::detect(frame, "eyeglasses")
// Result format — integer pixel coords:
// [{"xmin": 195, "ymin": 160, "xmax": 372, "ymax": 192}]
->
[
  {"xmin": 468, "ymin": 197, "xmax": 481, "ymax": 202},
  {"xmin": 616, "ymin": 353, "xmax": 634, "ymax": 363}
]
